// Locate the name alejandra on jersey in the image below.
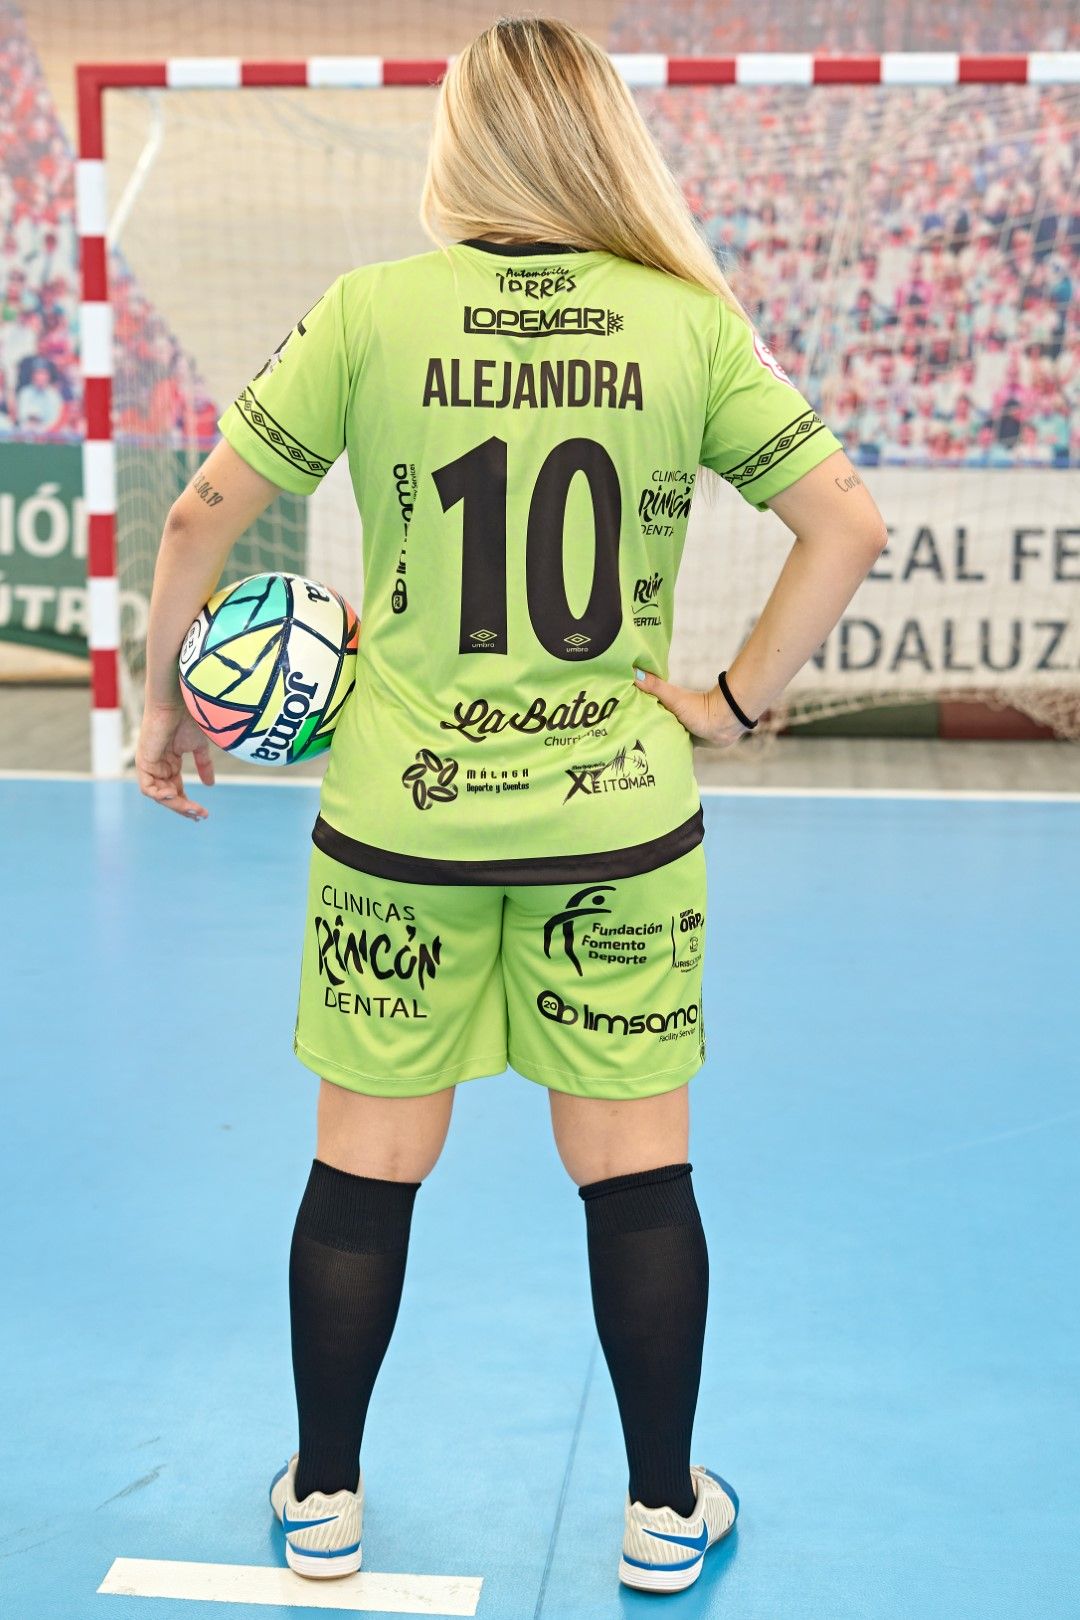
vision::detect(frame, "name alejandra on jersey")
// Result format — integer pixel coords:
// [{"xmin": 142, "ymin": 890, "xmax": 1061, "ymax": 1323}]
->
[{"xmin": 422, "ymin": 357, "xmax": 643, "ymax": 411}]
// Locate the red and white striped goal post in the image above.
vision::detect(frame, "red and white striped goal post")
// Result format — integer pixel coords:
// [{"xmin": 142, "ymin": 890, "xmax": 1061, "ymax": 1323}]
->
[{"xmin": 76, "ymin": 51, "xmax": 1080, "ymax": 775}]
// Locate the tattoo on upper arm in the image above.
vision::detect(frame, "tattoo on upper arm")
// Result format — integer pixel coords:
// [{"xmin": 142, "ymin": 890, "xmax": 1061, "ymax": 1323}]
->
[
  {"xmin": 193, "ymin": 474, "xmax": 224, "ymax": 508},
  {"xmin": 835, "ymin": 471, "xmax": 863, "ymax": 493}
]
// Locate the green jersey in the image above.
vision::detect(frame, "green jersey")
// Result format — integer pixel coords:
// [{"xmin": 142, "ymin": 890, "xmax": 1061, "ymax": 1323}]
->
[{"xmin": 219, "ymin": 240, "xmax": 841, "ymax": 882}]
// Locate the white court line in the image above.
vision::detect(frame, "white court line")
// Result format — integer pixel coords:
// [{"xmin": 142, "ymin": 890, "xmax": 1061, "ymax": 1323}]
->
[
  {"xmin": 0, "ymin": 769, "xmax": 319, "ymax": 786},
  {"xmin": 97, "ymin": 1557, "xmax": 482, "ymax": 1614},
  {"xmin": 2, "ymin": 770, "xmax": 1080, "ymax": 804},
  {"xmin": 186, "ymin": 773, "xmax": 323, "ymax": 788},
  {"xmin": 0, "ymin": 769, "xmax": 98, "ymax": 782},
  {"xmin": 697, "ymin": 784, "xmax": 1080, "ymax": 804}
]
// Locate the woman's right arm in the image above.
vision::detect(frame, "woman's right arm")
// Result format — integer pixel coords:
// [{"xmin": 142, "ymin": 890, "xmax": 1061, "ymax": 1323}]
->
[
  {"xmin": 137, "ymin": 440, "xmax": 282, "ymax": 819},
  {"xmin": 635, "ymin": 448, "xmax": 887, "ymax": 744}
]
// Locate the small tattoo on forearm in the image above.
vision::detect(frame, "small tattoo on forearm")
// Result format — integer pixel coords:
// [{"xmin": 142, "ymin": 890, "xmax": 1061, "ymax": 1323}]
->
[
  {"xmin": 194, "ymin": 475, "xmax": 224, "ymax": 508},
  {"xmin": 835, "ymin": 471, "xmax": 863, "ymax": 493}
]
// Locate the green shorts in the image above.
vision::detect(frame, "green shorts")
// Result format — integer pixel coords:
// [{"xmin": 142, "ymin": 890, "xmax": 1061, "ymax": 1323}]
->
[{"xmin": 294, "ymin": 841, "xmax": 707, "ymax": 1101}]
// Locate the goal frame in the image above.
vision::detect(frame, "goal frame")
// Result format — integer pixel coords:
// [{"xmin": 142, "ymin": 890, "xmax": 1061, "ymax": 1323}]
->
[{"xmin": 75, "ymin": 50, "xmax": 1080, "ymax": 775}]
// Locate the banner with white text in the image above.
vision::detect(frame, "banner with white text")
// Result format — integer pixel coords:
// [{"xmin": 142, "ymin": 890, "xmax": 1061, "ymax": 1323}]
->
[{"xmin": 673, "ymin": 469, "xmax": 1080, "ymax": 702}]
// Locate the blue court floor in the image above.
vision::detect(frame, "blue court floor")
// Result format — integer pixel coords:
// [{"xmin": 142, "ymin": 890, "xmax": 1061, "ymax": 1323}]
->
[{"xmin": 2, "ymin": 779, "xmax": 1079, "ymax": 1620}]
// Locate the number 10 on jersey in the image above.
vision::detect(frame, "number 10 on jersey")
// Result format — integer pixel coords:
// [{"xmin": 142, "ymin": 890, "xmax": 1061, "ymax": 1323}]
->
[{"xmin": 432, "ymin": 435, "xmax": 623, "ymax": 662}]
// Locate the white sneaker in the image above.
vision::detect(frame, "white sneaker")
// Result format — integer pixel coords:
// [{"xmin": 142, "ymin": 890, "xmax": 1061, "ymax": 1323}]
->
[
  {"xmin": 619, "ymin": 1465, "xmax": 738, "ymax": 1593},
  {"xmin": 268, "ymin": 1453, "xmax": 363, "ymax": 1578}
]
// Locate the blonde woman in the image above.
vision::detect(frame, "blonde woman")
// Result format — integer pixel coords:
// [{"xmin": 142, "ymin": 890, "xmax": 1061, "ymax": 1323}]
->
[{"xmin": 137, "ymin": 16, "xmax": 886, "ymax": 1594}]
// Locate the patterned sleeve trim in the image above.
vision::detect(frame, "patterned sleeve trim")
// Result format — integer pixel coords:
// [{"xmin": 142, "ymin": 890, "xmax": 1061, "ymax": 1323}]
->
[
  {"xmin": 233, "ymin": 386, "xmax": 333, "ymax": 480},
  {"xmin": 721, "ymin": 408, "xmax": 826, "ymax": 491}
]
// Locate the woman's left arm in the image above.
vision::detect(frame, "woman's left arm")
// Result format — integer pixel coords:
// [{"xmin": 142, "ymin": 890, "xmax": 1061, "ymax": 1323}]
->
[
  {"xmin": 137, "ymin": 441, "xmax": 282, "ymax": 820},
  {"xmin": 636, "ymin": 449, "xmax": 887, "ymax": 744}
]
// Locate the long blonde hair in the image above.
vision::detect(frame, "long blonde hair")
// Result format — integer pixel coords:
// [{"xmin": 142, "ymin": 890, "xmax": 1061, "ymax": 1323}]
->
[{"xmin": 420, "ymin": 16, "xmax": 747, "ymax": 321}]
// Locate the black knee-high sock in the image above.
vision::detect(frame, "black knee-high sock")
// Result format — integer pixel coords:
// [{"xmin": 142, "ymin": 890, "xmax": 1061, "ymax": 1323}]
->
[
  {"xmin": 581, "ymin": 1163, "xmax": 708, "ymax": 1518},
  {"xmin": 290, "ymin": 1159, "xmax": 419, "ymax": 1500}
]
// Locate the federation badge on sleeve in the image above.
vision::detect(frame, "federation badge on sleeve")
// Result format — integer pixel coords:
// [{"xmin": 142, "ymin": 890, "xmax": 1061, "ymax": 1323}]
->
[{"xmin": 752, "ymin": 332, "xmax": 795, "ymax": 387}]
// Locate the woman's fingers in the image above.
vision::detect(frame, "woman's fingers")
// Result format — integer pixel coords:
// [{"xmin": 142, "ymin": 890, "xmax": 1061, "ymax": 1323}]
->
[
  {"xmin": 193, "ymin": 743, "xmax": 216, "ymax": 787},
  {"xmin": 153, "ymin": 782, "xmax": 208, "ymax": 819},
  {"xmin": 138, "ymin": 753, "xmax": 209, "ymax": 819},
  {"xmin": 634, "ymin": 668, "xmax": 743, "ymax": 748},
  {"xmin": 138, "ymin": 761, "xmax": 175, "ymax": 799},
  {"xmin": 635, "ymin": 668, "xmax": 706, "ymax": 733}
]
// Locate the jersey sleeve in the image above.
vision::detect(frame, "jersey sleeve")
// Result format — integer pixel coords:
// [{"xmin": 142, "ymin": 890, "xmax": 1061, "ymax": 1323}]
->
[
  {"xmin": 218, "ymin": 275, "xmax": 349, "ymax": 494},
  {"xmin": 699, "ymin": 304, "xmax": 843, "ymax": 511}
]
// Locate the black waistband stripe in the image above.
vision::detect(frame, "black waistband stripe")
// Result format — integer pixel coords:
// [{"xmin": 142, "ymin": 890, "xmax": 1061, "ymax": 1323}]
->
[{"xmin": 311, "ymin": 809, "xmax": 704, "ymax": 887}]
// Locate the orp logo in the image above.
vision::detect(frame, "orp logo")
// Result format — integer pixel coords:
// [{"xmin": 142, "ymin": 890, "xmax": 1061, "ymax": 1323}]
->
[{"xmin": 537, "ymin": 989, "xmax": 578, "ymax": 1026}]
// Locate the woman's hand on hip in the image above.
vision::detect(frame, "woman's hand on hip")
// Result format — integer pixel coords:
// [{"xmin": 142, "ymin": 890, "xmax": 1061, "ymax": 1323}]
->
[
  {"xmin": 136, "ymin": 699, "xmax": 215, "ymax": 820},
  {"xmin": 634, "ymin": 669, "xmax": 747, "ymax": 749}
]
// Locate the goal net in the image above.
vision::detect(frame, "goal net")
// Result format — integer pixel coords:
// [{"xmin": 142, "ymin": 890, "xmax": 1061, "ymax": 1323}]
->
[{"xmin": 80, "ymin": 57, "xmax": 1080, "ymax": 771}]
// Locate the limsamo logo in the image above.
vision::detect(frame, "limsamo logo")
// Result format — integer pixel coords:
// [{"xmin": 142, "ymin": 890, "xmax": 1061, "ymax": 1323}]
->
[
  {"xmin": 536, "ymin": 990, "xmax": 699, "ymax": 1036},
  {"xmin": 251, "ymin": 672, "xmax": 319, "ymax": 762},
  {"xmin": 393, "ymin": 462, "xmax": 415, "ymax": 531}
]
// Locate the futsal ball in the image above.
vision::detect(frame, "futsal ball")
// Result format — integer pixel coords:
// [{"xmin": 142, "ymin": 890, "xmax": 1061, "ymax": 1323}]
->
[{"xmin": 178, "ymin": 572, "xmax": 359, "ymax": 765}]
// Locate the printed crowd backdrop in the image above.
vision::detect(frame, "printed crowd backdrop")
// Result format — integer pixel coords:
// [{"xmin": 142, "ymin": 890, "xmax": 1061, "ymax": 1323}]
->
[{"xmin": 0, "ymin": 0, "xmax": 1076, "ymax": 706}]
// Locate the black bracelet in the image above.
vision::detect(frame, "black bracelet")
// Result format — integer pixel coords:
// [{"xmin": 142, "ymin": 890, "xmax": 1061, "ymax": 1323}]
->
[{"xmin": 717, "ymin": 670, "xmax": 758, "ymax": 731}]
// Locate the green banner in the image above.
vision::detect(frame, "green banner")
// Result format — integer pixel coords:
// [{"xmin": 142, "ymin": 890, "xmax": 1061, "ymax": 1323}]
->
[
  {"xmin": 0, "ymin": 444, "xmax": 85, "ymax": 657},
  {"xmin": 0, "ymin": 442, "xmax": 307, "ymax": 660}
]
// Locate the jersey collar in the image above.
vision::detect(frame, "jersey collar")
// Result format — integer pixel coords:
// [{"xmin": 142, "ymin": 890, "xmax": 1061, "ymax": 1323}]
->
[{"xmin": 459, "ymin": 238, "xmax": 588, "ymax": 255}]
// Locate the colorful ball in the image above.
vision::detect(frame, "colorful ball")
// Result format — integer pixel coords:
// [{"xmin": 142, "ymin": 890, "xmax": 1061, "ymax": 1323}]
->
[{"xmin": 178, "ymin": 572, "xmax": 359, "ymax": 765}]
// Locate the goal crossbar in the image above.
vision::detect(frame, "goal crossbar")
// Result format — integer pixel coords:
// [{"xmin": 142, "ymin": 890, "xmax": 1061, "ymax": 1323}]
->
[{"xmin": 75, "ymin": 52, "xmax": 1080, "ymax": 775}]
